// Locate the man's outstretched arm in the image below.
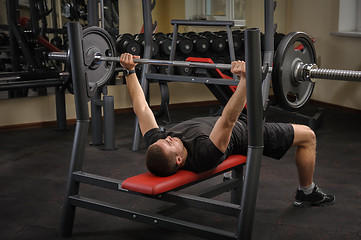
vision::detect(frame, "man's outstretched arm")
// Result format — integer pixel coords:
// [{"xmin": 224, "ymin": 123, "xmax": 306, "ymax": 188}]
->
[
  {"xmin": 119, "ymin": 53, "xmax": 158, "ymax": 136},
  {"xmin": 209, "ymin": 61, "xmax": 247, "ymax": 153}
]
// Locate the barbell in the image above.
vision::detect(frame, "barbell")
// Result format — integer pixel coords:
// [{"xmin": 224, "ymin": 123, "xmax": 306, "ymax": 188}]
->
[{"xmin": 48, "ymin": 27, "xmax": 361, "ymax": 111}]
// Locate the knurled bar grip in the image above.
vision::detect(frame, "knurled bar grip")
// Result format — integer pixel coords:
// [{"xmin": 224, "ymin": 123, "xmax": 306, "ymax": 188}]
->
[
  {"xmin": 101, "ymin": 56, "xmax": 233, "ymax": 70},
  {"xmin": 310, "ymin": 68, "xmax": 361, "ymax": 82}
]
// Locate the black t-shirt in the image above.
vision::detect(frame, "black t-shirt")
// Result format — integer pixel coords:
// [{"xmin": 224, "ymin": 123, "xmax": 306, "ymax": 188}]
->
[
  {"xmin": 144, "ymin": 116, "xmax": 226, "ymax": 172},
  {"xmin": 144, "ymin": 114, "xmax": 294, "ymax": 173}
]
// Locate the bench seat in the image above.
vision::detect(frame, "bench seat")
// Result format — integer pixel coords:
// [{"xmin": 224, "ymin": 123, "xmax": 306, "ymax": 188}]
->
[{"xmin": 121, "ymin": 155, "xmax": 247, "ymax": 195}]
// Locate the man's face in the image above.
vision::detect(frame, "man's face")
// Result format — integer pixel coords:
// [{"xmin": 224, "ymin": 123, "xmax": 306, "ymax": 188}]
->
[{"xmin": 156, "ymin": 136, "xmax": 183, "ymax": 157}]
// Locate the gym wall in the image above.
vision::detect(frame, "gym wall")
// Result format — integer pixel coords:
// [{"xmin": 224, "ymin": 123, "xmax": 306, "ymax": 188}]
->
[
  {"xmin": 287, "ymin": 0, "xmax": 361, "ymax": 110},
  {"xmin": 0, "ymin": 0, "xmax": 359, "ymax": 128}
]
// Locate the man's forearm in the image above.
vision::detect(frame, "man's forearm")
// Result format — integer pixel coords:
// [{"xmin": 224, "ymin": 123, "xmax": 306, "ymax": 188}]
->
[
  {"xmin": 125, "ymin": 73, "xmax": 149, "ymax": 115},
  {"xmin": 221, "ymin": 80, "xmax": 247, "ymax": 124}
]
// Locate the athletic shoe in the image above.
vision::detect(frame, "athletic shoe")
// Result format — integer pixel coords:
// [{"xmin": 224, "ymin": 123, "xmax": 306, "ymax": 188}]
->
[{"xmin": 294, "ymin": 185, "xmax": 335, "ymax": 208}]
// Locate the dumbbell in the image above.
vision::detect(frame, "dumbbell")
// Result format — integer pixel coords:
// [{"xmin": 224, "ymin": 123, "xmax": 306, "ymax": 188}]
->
[
  {"xmin": 200, "ymin": 31, "xmax": 226, "ymax": 53},
  {"xmin": 153, "ymin": 33, "xmax": 172, "ymax": 56},
  {"xmin": 135, "ymin": 63, "xmax": 157, "ymax": 75},
  {"xmin": 216, "ymin": 30, "xmax": 244, "ymax": 52},
  {"xmin": 115, "ymin": 33, "xmax": 142, "ymax": 55},
  {"xmin": 176, "ymin": 34, "xmax": 193, "ymax": 55},
  {"xmin": 185, "ymin": 32, "xmax": 209, "ymax": 54},
  {"xmin": 51, "ymin": 36, "xmax": 63, "ymax": 49},
  {"xmin": 134, "ymin": 33, "xmax": 160, "ymax": 57}
]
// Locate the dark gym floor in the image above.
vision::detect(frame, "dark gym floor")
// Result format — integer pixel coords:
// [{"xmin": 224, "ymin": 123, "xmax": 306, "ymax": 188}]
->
[{"xmin": 0, "ymin": 100, "xmax": 360, "ymax": 240}]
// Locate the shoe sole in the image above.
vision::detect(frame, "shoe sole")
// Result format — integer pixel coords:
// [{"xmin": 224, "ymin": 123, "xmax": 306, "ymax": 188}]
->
[{"xmin": 293, "ymin": 196, "xmax": 336, "ymax": 208}]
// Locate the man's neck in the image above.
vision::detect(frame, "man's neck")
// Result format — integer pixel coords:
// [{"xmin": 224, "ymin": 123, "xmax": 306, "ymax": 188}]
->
[{"xmin": 180, "ymin": 147, "xmax": 188, "ymax": 168}]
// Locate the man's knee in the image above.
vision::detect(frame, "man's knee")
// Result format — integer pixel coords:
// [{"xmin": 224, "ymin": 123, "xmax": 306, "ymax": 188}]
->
[
  {"xmin": 292, "ymin": 124, "xmax": 316, "ymax": 148},
  {"xmin": 305, "ymin": 126, "xmax": 316, "ymax": 147}
]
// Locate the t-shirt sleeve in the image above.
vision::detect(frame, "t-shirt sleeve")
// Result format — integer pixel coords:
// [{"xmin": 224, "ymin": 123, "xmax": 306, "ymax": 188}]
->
[
  {"xmin": 192, "ymin": 137, "xmax": 225, "ymax": 172},
  {"xmin": 144, "ymin": 128, "xmax": 165, "ymax": 147}
]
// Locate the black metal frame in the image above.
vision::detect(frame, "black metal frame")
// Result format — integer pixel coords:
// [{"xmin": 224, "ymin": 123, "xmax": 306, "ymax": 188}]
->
[
  {"xmin": 0, "ymin": 70, "xmax": 68, "ymax": 131},
  {"xmin": 86, "ymin": 0, "xmax": 116, "ymax": 150},
  {"xmin": 3, "ymin": 0, "xmax": 68, "ymax": 131},
  {"xmin": 60, "ymin": 12, "xmax": 263, "ymax": 238}
]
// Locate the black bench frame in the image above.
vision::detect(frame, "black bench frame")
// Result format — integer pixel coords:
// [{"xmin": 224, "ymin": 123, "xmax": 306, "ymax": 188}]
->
[{"xmin": 60, "ymin": 2, "xmax": 264, "ymax": 238}]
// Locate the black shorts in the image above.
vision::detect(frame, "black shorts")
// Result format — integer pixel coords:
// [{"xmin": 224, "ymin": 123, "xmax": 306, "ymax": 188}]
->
[
  {"xmin": 228, "ymin": 119, "xmax": 294, "ymax": 160},
  {"xmin": 262, "ymin": 122, "xmax": 294, "ymax": 159}
]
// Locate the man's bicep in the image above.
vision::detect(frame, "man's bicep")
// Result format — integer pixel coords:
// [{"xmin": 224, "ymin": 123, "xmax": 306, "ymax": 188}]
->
[
  {"xmin": 209, "ymin": 116, "xmax": 234, "ymax": 153},
  {"xmin": 137, "ymin": 107, "xmax": 159, "ymax": 136}
]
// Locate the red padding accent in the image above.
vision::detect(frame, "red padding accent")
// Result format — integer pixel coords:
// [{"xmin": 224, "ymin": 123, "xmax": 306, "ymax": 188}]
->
[
  {"xmin": 37, "ymin": 36, "xmax": 61, "ymax": 52},
  {"xmin": 186, "ymin": 57, "xmax": 233, "ymax": 80},
  {"xmin": 185, "ymin": 57, "xmax": 246, "ymax": 108},
  {"xmin": 121, "ymin": 155, "xmax": 247, "ymax": 195}
]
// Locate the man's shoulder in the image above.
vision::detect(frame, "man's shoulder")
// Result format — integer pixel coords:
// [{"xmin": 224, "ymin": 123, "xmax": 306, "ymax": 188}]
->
[{"xmin": 144, "ymin": 128, "xmax": 163, "ymax": 147}]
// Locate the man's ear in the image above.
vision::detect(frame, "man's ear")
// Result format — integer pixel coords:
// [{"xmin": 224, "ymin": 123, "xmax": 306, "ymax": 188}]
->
[{"xmin": 176, "ymin": 156, "xmax": 182, "ymax": 166}]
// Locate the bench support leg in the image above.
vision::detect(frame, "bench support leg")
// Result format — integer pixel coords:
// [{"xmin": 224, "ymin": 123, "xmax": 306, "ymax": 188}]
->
[{"xmin": 231, "ymin": 165, "xmax": 244, "ymax": 204}]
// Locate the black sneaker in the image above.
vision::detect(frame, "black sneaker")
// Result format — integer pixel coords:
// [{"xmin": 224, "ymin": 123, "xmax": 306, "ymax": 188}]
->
[{"xmin": 294, "ymin": 185, "xmax": 335, "ymax": 208}]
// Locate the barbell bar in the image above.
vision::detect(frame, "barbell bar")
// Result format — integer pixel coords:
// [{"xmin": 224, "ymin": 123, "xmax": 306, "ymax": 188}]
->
[
  {"xmin": 49, "ymin": 51, "xmax": 251, "ymax": 71},
  {"xmin": 96, "ymin": 55, "xmax": 237, "ymax": 71},
  {"xmin": 49, "ymin": 51, "xmax": 361, "ymax": 83}
]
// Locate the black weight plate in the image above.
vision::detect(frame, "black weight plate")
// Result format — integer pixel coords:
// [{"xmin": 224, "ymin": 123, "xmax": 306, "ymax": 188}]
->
[
  {"xmin": 83, "ymin": 26, "xmax": 116, "ymax": 87},
  {"xmin": 272, "ymin": 32, "xmax": 316, "ymax": 111},
  {"xmin": 210, "ymin": 36, "xmax": 226, "ymax": 52},
  {"xmin": 194, "ymin": 37, "xmax": 209, "ymax": 53},
  {"xmin": 124, "ymin": 40, "xmax": 142, "ymax": 55},
  {"xmin": 177, "ymin": 38, "xmax": 193, "ymax": 55},
  {"xmin": 176, "ymin": 66, "xmax": 193, "ymax": 76},
  {"xmin": 151, "ymin": 40, "xmax": 159, "ymax": 57}
]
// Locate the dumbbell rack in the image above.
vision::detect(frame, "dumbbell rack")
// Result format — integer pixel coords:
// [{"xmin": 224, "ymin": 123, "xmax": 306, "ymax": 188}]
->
[{"xmin": 152, "ymin": 20, "xmax": 238, "ymax": 127}]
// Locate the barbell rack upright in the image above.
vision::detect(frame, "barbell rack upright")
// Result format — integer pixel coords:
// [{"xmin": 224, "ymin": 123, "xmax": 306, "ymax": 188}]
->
[
  {"xmin": 131, "ymin": 0, "xmax": 154, "ymax": 151},
  {"xmin": 237, "ymin": 28, "xmax": 264, "ymax": 240},
  {"xmin": 60, "ymin": 22, "xmax": 90, "ymax": 237}
]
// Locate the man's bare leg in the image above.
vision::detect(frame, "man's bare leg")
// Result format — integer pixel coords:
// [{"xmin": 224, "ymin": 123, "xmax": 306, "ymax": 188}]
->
[
  {"xmin": 292, "ymin": 124, "xmax": 316, "ymax": 187},
  {"xmin": 291, "ymin": 124, "xmax": 335, "ymax": 207}
]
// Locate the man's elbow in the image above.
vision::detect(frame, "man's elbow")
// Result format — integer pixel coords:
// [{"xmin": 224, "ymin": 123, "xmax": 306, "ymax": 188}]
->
[
  {"xmin": 134, "ymin": 104, "xmax": 151, "ymax": 118},
  {"xmin": 220, "ymin": 115, "xmax": 236, "ymax": 130}
]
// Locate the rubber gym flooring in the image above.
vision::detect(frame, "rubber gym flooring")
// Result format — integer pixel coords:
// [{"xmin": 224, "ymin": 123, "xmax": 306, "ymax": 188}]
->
[{"xmin": 0, "ymin": 100, "xmax": 360, "ymax": 240}]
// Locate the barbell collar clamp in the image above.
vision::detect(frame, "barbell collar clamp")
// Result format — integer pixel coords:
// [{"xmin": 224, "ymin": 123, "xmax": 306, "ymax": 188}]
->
[{"xmin": 299, "ymin": 63, "xmax": 318, "ymax": 83}]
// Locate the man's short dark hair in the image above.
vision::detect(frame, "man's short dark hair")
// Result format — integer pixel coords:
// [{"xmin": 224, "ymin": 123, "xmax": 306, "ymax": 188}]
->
[{"xmin": 146, "ymin": 144, "xmax": 179, "ymax": 177}]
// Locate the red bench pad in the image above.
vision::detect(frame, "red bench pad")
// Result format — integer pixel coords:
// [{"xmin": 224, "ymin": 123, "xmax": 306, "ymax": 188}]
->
[{"xmin": 121, "ymin": 155, "xmax": 247, "ymax": 195}]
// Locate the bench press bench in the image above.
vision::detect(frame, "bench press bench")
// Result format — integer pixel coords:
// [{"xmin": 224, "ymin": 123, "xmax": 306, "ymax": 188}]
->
[{"xmin": 65, "ymin": 155, "xmax": 247, "ymax": 240}]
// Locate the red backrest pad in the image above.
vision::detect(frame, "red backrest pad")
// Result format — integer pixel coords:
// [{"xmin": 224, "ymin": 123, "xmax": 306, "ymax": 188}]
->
[{"xmin": 121, "ymin": 155, "xmax": 247, "ymax": 195}]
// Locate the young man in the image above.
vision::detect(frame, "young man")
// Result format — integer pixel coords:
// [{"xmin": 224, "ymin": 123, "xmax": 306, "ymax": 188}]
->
[{"xmin": 119, "ymin": 53, "xmax": 335, "ymax": 208}]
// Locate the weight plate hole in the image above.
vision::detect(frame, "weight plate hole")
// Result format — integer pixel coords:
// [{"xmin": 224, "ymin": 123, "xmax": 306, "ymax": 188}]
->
[
  {"xmin": 294, "ymin": 41, "xmax": 305, "ymax": 53},
  {"xmin": 104, "ymin": 49, "xmax": 113, "ymax": 69},
  {"xmin": 286, "ymin": 92, "xmax": 297, "ymax": 103}
]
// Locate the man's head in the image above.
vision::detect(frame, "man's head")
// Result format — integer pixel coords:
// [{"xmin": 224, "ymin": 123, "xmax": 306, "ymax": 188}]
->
[{"xmin": 146, "ymin": 136, "xmax": 186, "ymax": 177}]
